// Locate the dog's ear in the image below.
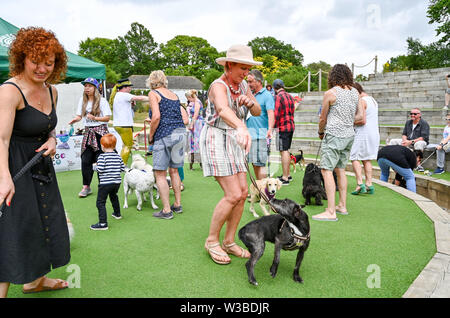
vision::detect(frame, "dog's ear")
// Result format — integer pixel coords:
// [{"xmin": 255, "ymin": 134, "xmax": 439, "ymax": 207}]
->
[{"xmin": 276, "ymin": 179, "xmax": 282, "ymax": 190}]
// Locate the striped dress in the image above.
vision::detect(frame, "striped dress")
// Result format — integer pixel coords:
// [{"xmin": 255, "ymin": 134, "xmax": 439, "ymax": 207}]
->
[
  {"xmin": 199, "ymin": 79, "xmax": 249, "ymax": 177},
  {"xmin": 96, "ymin": 151, "xmax": 125, "ymax": 184}
]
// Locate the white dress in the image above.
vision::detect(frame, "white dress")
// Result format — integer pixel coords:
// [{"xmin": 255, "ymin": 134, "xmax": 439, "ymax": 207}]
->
[{"xmin": 350, "ymin": 96, "xmax": 380, "ymax": 160}]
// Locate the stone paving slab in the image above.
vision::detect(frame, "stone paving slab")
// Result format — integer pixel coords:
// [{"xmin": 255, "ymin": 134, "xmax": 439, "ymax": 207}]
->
[{"xmin": 402, "ymin": 253, "xmax": 450, "ymax": 298}]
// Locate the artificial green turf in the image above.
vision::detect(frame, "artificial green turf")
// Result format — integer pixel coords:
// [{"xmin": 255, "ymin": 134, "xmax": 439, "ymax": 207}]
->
[{"xmin": 7, "ymin": 158, "xmax": 436, "ymax": 298}]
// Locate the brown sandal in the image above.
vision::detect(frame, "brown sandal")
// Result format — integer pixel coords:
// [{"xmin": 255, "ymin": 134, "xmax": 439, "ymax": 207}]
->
[
  {"xmin": 222, "ymin": 242, "xmax": 251, "ymax": 259},
  {"xmin": 22, "ymin": 277, "xmax": 68, "ymax": 294},
  {"xmin": 205, "ymin": 242, "xmax": 231, "ymax": 265}
]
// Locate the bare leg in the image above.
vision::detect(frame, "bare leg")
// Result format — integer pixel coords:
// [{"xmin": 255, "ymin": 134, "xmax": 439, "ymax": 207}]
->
[
  {"xmin": 253, "ymin": 165, "xmax": 267, "ymax": 180},
  {"xmin": 312, "ymin": 169, "xmax": 337, "ymax": 219},
  {"xmin": 154, "ymin": 170, "xmax": 171, "ymax": 213},
  {"xmin": 169, "ymin": 167, "xmax": 181, "ymax": 207},
  {"xmin": 335, "ymin": 168, "xmax": 348, "ymax": 212},
  {"xmin": 445, "ymin": 93, "xmax": 450, "ymax": 107},
  {"xmin": 362, "ymin": 160, "xmax": 373, "ymax": 187},
  {"xmin": 223, "ymin": 172, "xmax": 248, "ymax": 245},
  {"xmin": 280, "ymin": 151, "xmax": 291, "ymax": 180},
  {"xmin": 0, "ymin": 282, "xmax": 9, "ymax": 298},
  {"xmin": 352, "ymin": 160, "xmax": 363, "ymax": 190}
]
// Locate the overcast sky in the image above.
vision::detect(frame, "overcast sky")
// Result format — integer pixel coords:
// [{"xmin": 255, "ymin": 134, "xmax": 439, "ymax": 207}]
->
[{"xmin": 1, "ymin": 0, "xmax": 439, "ymax": 76}]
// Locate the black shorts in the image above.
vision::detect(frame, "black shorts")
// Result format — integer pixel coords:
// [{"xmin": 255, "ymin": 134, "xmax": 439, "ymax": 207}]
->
[{"xmin": 277, "ymin": 131, "xmax": 294, "ymax": 151}]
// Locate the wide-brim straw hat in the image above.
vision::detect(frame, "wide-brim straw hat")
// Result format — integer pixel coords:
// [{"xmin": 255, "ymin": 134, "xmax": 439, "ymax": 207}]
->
[{"xmin": 216, "ymin": 44, "xmax": 263, "ymax": 66}]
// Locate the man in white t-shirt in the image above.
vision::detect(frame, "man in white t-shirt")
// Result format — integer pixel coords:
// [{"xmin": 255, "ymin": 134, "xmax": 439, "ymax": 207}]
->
[{"xmin": 111, "ymin": 78, "xmax": 149, "ymax": 165}]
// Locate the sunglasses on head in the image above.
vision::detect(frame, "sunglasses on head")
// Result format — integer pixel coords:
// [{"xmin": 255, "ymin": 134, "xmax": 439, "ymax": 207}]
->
[{"xmin": 410, "ymin": 113, "xmax": 420, "ymax": 115}]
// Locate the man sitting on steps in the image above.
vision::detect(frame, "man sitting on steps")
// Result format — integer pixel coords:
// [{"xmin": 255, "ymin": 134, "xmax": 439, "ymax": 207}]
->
[{"xmin": 388, "ymin": 107, "xmax": 429, "ymax": 172}]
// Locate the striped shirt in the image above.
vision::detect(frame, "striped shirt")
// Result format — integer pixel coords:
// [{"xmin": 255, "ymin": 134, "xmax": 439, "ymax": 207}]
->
[{"xmin": 95, "ymin": 151, "xmax": 125, "ymax": 185}]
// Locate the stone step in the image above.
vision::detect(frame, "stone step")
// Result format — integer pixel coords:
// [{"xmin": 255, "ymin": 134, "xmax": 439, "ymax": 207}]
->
[
  {"xmin": 292, "ymin": 123, "xmax": 444, "ymax": 142},
  {"xmin": 294, "ymin": 109, "xmax": 449, "ymax": 126},
  {"xmin": 277, "ymin": 138, "xmax": 450, "ymax": 171}
]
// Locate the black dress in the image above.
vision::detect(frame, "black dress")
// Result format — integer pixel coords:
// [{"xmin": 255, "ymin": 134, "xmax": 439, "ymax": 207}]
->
[{"xmin": 0, "ymin": 82, "xmax": 71, "ymax": 284}]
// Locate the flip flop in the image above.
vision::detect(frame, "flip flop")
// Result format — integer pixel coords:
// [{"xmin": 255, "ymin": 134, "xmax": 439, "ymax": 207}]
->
[
  {"xmin": 312, "ymin": 215, "xmax": 338, "ymax": 222},
  {"xmin": 22, "ymin": 277, "xmax": 68, "ymax": 294},
  {"xmin": 222, "ymin": 242, "xmax": 251, "ymax": 259},
  {"xmin": 336, "ymin": 209, "xmax": 349, "ymax": 215},
  {"xmin": 205, "ymin": 242, "xmax": 231, "ymax": 265}
]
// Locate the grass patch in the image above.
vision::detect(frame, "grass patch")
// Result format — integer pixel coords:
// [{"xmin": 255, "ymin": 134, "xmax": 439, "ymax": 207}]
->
[{"xmin": 7, "ymin": 156, "xmax": 436, "ymax": 298}]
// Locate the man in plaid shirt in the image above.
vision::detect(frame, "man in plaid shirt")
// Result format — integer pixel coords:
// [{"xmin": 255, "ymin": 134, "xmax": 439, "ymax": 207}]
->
[{"xmin": 273, "ymin": 79, "xmax": 295, "ymax": 185}]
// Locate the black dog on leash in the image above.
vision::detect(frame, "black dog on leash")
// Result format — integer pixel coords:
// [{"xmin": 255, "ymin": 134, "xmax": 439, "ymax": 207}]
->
[
  {"xmin": 302, "ymin": 163, "xmax": 338, "ymax": 205},
  {"xmin": 302, "ymin": 163, "xmax": 327, "ymax": 205},
  {"xmin": 238, "ymin": 198, "xmax": 310, "ymax": 286}
]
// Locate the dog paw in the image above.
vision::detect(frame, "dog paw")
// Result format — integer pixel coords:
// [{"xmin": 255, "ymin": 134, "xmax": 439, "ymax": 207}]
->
[
  {"xmin": 152, "ymin": 205, "xmax": 159, "ymax": 210},
  {"xmin": 249, "ymin": 279, "xmax": 259, "ymax": 286},
  {"xmin": 293, "ymin": 274, "xmax": 304, "ymax": 284},
  {"xmin": 137, "ymin": 205, "xmax": 142, "ymax": 211},
  {"xmin": 123, "ymin": 204, "xmax": 128, "ymax": 209},
  {"xmin": 270, "ymin": 267, "xmax": 278, "ymax": 278}
]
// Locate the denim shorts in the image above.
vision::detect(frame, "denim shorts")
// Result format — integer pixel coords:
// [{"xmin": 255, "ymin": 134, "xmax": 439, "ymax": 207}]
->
[
  {"xmin": 152, "ymin": 128, "xmax": 186, "ymax": 171},
  {"xmin": 320, "ymin": 134, "xmax": 354, "ymax": 170},
  {"xmin": 248, "ymin": 138, "xmax": 269, "ymax": 167}
]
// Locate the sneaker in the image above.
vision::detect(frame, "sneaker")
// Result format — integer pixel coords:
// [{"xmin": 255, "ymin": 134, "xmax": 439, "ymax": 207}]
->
[
  {"xmin": 433, "ymin": 167, "xmax": 445, "ymax": 175},
  {"xmin": 278, "ymin": 175, "xmax": 293, "ymax": 181},
  {"xmin": 415, "ymin": 165, "xmax": 425, "ymax": 172},
  {"xmin": 112, "ymin": 212, "xmax": 122, "ymax": 220},
  {"xmin": 90, "ymin": 222, "xmax": 108, "ymax": 230},
  {"xmin": 171, "ymin": 204, "xmax": 183, "ymax": 214},
  {"xmin": 78, "ymin": 187, "xmax": 92, "ymax": 198},
  {"xmin": 443, "ymin": 105, "xmax": 449, "ymax": 110},
  {"xmin": 152, "ymin": 210, "xmax": 174, "ymax": 219},
  {"xmin": 278, "ymin": 176, "xmax": 290, "ymax": 185}
]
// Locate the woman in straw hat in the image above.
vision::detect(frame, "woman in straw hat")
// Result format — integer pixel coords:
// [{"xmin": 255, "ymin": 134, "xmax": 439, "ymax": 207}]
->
[{"xmin": 200, "ymin": 44, "xmax": 262, "ymax": 265}]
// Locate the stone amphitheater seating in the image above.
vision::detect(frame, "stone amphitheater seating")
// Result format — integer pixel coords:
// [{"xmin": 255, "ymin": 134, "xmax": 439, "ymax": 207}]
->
[{"xmin": 289, "ymin": 67, "xmax": 450, "ymax": 171}]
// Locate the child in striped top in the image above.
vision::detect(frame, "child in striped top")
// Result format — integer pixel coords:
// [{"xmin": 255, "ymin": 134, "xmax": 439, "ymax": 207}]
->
[{"xmin": 90, "ymin": 133, "xmax": 125, "ymax": 230}]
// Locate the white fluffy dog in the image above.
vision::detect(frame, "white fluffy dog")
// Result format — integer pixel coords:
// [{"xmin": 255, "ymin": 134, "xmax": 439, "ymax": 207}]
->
[
  {"xmin": 123, "ymin": 154, "xmax": 158, "ymax": 211},
  {"xmin": 248, "ymin": 177, "xmax": 282, "ymax": 217}
]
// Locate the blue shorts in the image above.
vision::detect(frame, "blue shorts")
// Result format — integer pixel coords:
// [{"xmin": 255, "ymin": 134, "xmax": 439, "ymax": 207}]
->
[
  {"xmin": 248, "ymin": 138, "xmax": 269, "ymax": 167},
  {"xmin": 152, "ymin": 128, "xmax": 186, "ymax": 171}
]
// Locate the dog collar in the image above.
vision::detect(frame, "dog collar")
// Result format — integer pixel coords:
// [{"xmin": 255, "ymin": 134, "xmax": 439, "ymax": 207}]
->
[{"xmin": 264, "ymin": 188, "xmax": 275, "ymax": 200}]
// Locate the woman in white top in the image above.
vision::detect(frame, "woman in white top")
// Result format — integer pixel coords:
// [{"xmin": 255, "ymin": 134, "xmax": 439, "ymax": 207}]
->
[
  {"xmin": 350, "ymin": 82, "xmax": 380, "ymax": 195},
  {"xmin": 68, "ymin": 78, "xmax": 111, "ymax": 197}
]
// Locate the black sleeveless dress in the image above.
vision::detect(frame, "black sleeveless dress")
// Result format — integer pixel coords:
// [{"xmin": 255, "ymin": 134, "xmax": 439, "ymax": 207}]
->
[{"xmin": 0, "ymin": 82, "xmax": 71, "ymax": 284}]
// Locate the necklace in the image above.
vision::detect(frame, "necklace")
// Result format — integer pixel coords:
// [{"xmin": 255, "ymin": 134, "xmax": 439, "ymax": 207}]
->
[{"xmin": 224, "ymin": 74, "xmax": 240, "ymax": 95}]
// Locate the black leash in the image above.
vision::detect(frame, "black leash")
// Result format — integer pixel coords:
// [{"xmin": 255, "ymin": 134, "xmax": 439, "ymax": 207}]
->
[{"xmin": 0, "ymin": 150, "xmax": 46, "ymax": 217}]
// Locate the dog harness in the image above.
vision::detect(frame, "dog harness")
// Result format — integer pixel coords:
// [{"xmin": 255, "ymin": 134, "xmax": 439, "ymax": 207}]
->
[
  {"xmin": 280, "ymin": 220, "xmax": 311, "ymax": 250},
  {"xmin": 290, "ymin": 154, "xmax": 297, "ymax": 163}
]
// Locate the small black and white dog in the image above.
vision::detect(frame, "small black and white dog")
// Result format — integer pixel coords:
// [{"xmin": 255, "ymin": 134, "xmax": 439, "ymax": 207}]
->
[
  {"xmin": 302, "ymin": 163, "xmax": 327, "ymax": 205},
  {"xmin": 238, "ymin": 198, "xmax": 310, "ymax": 286}
]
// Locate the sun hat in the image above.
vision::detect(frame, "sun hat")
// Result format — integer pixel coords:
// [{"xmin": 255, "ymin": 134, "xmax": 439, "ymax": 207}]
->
[
  {"xmin": 273, "ymin": 79, "xmax": 285, "ymax": 90},
  {"xmin": 81, "ymin": 77, "xmax": 100, "ymax": 90},
  {"xmin": 216, "ymin": 44, "xmax": 263, "ymax": 66}
]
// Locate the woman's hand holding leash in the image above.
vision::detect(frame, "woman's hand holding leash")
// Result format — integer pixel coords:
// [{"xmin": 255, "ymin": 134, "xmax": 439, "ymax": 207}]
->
[
  {"xmin": 238, "ymin": 95, "xmax": 254, "ymax": 109},
  {"xmin": 236, "ymin": 125, "xmax": 251, "ymax": 154},
  {"xmin": 36, "ymin": 136, "xmax": 57, "ymax": 158}
]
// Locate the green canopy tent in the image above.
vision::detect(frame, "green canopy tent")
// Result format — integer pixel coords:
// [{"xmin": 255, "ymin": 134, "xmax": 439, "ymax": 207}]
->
[{"xmin": 0, "ymin": 17, "xmax": 105, "ymax": 83}]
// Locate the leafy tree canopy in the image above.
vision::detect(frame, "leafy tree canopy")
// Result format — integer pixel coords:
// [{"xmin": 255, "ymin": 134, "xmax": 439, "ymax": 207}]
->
[{"xmin": 248, "ymin": 36, "xmax": 304, "ymax": 66}]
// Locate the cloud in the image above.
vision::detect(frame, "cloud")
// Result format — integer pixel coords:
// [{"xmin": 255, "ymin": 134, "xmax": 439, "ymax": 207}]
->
[{"xmin": 0, "ymin": 0, "xmax": 439, "ymax": 76}]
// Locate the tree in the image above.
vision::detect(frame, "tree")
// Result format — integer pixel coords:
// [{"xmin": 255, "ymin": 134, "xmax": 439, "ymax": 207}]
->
[
  {"xmin": 248, "ymin": 36, "xmax": 304, "ymax": 66},
  {"xmin": 78, "ymin": 37, "xmax": 121, "ymax": 83},
  {"xmin": 265, "ymin": 65, "xmax": 310, "ymax": 92},
  {"xmin": 427, "ymin": 0, "xmax": 450, "ymax": 43},
  {"xmin": 253, "ymin": 55, "xmax": 292, "ymax": 77},
  {"xmin": 116, "ymin": 22, "xmax": 161, "ymax": 76},
  {"xmin": 160, "ymin": 35, "xmax": 220, "ymax": 80}
]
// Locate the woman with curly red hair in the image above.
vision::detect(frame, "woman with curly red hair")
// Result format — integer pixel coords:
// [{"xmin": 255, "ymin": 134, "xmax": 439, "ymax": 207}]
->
[{"xmin": 0, "ymin": 27, "xmax": 71, "ymax": 297}]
